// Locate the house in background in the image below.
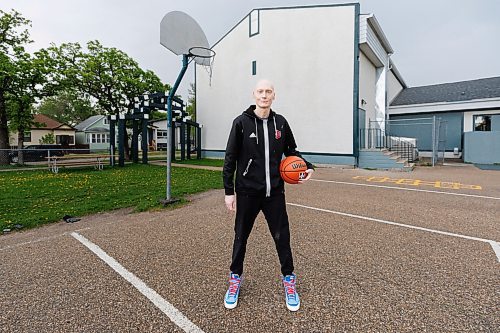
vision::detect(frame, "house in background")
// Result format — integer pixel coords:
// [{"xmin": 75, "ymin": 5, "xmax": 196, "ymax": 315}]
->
[
  {"xmin": 9, "ymin": 114, "xmax": 76, "ymax": 147},
  {"xmin": 74, "ymin": 115, "xmax": 112, "ymax": 152},
  {"xmin": 388, "ymin": 77, "xmax": 500, "ymax": 164},
  {"xmin": 196, "ymin": 3, "xmax": 407, "ymax": 168}
]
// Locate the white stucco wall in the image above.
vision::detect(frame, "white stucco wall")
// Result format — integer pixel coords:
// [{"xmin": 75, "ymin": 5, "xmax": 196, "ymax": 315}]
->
[
  {"xmin": 197, "ymin": 5, "xmax": 357, "ymax": 155},
  {"xmin": 358, "ymin": 51, "xmax": 376, "ymax": 128}
]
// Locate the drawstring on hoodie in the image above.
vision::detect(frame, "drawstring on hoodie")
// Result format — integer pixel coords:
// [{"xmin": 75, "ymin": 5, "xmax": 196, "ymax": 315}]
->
[{"xmin": 273, "ymin": 116, "xmax": 277, "ymax": 137}]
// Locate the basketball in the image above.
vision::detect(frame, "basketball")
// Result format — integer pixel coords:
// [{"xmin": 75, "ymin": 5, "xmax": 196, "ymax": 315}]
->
[{"xmin": 280, "ymin": 156, "xmax": 308, "ymax": 184}]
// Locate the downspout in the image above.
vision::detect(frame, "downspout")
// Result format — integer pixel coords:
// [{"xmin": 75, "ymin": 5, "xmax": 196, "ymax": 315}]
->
[{"xmin": 353, "ymin": 3, "xmax": 361, "ymax": 167}]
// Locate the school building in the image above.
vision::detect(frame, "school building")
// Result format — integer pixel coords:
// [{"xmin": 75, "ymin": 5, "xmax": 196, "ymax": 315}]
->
[{"xmin": 195, "ymin": 3, "xmax": 500, "ymax": 168}]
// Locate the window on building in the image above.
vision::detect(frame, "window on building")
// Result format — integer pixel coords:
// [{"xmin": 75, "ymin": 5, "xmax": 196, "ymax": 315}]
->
[
  {"xmin": 24, "ymin": 131, "xmax": 31, "ymax": 142},
  {"xmin": 249, "ymin": 10, "xmax": 259, "ymax": 37},
  {"xmin": 157, "ymin": 130, "xmax": 167, "ymax": 138},
  {"xmin": 474, "ymin": 115, "xmax": 491, "ymax": 131},
  {"xmin": 56, "ymin": 135, "xmax": 74, "ymax": 145},
  {"xmin": 252, "ymin": 61, "xmax": 257, "ymax": 75},
  {"xmin": 103, "ymin": 117, "xmax": 109, "ymax": 125}
]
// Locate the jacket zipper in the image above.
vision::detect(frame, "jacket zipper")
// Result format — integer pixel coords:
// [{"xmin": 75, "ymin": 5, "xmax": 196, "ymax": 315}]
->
[
  {"xmin": 263, "ymin": 119, "xmax": 271, "ymax": 197},
  {"xmin": 242, "ymin": 158, "xmax": 253, "ymax": 176}
]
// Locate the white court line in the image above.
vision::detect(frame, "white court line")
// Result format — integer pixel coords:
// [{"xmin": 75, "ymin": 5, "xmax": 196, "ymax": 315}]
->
[
  {"xmin": 287, "ymin": 203, "xmax": 500, "ymax": 263},
  {"xmin": 71, "ymin": 232, "xmax": 205, "ymax": 333},
  {"xmin": 311, "ymin": 179, "xmax": 500, "ymax": 200}
]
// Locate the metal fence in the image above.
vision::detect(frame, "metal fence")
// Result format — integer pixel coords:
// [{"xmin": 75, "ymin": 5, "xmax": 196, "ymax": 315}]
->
[
  {"xmin": 359, "ymin": 128, "xmax": 419, "ymax": 163},
  {"xmin": 0, "ymin": 147, "xmax": 107, "ymax": 168},
  {"xmin": 383, "ymin": 117, "xmax": 447, "ymax": 166}
]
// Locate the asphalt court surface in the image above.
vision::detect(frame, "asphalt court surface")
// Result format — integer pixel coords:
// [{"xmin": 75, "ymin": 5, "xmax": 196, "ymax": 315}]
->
[{"xmin": 1, "ymin": 164, "xmax": 499, "ymax": 332}]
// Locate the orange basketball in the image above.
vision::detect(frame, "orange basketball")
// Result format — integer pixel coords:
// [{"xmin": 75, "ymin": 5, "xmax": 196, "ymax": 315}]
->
[{"xmin": 280, "ymin": 156, "xmax": 308, "ymax": 184}]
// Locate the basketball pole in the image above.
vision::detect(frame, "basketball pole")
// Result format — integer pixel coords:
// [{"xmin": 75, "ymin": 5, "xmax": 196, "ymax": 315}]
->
[{"xmin": 163, "ymin": 54, "xmax": 189, "ymax": 205}]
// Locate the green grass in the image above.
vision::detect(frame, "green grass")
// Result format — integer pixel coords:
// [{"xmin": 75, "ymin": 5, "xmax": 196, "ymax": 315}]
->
[{"xmin": 0, "ymin": 164, "xmax": 223, "ymax": 232}]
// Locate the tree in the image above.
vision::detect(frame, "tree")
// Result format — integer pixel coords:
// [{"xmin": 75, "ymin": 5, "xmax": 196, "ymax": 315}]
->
[
  {"xmin": 7, "ymin": 50, "xmax": 54, "ymax": 164},
  {"xmin": 49, "ymin": 40, "xmax": 165, "ymax": 158},
  {"xmin": 186, "ymin": 82, "xmax": 196, "ymax": 121},
  {"xmin": 50, "ymin": 41, "xmax": 164, "ymax": 114},
  {"xmin": 36, "ymin": 90, "xmax": 101, "ymax": 126},
  {"xmin": 0, "ymin": 9, "xmax": 32, "ymax": 164},
  {"xmin": 39, "ymin": 132, "xmax": 55, "ymax": 144}
]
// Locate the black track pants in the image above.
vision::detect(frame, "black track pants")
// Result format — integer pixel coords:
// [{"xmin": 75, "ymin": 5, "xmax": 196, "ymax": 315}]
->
[{"xmin": 230, "ymin": 193, "xmax": 294, "ymax": 276}]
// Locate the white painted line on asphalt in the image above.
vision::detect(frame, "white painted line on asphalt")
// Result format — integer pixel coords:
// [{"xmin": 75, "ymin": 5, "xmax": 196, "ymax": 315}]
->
[
  {"xmin": 71, "ymin": 232, "xmax": 205, "ymax": 333},
  {"xmin": 287, "ymin": 203, "xmax": 500, "ymax": 263},
  {"xmin": 488, "ymin": 241, "xmax": 500, "ymax": 262},
  {"xmin": 311, "ymin": 179, "xmax": 500, "ymax": 200}
]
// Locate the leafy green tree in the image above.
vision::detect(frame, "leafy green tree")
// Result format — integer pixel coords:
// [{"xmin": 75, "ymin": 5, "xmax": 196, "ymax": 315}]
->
[
  {"xmin": 36, "ymin": 90, "xmax": 101, "ymax": 126},
  {"xmin": 50, "ymin": 40, "xmax": 164, "ymax": 115},
  {"xmin": 39, "ymin": 132, "xmax": 55, "ymax": 144},
  {"xmin": 49, "ymin": 41, "xmax": 165, "ymax": 159},
  {"xmin": 186, "ymin": 82, "xmax": 196, "ymax": 121},
  {"xmin": 7, "ymin": 50, "xmax": 54, "ymax": 164},
  {"xmin": 0, "ymin": 9, "xmax": 32, "ymax": 164}
]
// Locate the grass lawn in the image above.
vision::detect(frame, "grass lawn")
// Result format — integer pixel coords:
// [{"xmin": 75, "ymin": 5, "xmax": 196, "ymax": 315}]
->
[{"xmin": 0, "ymin": 163, "xmax": 223, "ymax": 233}]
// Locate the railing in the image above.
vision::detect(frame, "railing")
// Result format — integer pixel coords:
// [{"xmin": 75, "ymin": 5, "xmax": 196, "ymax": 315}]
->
[{"xmin": 359, "ymin": 128, "xmax": 418, "ymax": 163}]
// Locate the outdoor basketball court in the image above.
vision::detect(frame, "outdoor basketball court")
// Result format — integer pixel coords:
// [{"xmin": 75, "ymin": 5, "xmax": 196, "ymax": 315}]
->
[{"xmin": 1, "ymin": 164, "xmax": 498, "ymax": 332}]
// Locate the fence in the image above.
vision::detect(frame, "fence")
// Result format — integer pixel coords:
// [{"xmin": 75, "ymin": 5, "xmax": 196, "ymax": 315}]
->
[
  {"xmin": 384, "ymin": 117, "xmax": 447, "ymax": 166},
  {"xmin": 359, "ymin": 128, "xmax": 418, "ymax": 163},
  {"xmin": 0, "ymin": 147, "xmax": 108, "ymax": 168}
]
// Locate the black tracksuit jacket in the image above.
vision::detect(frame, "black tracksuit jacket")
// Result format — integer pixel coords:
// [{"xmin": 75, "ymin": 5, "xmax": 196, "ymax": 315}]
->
[{"xmin": 223, "ymin": 105, "xmax": 313, "ymax": 197}]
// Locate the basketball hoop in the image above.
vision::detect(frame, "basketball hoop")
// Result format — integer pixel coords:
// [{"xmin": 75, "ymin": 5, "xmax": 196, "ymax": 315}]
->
[
  {"xmin": 160, "ymin": 11, "xmax": 213, "ymax": 203},
  {"xmin": 189, "ymin": 46, "xmax": 216, "ymax": 86}
]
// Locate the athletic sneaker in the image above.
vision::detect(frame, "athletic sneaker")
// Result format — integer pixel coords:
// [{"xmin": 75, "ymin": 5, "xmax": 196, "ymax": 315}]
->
[
  {"xmin": 282, "ymin": 273, "xmax": 300, "ymax": 311},
  {"xmin": 224, "ymin": 273, "xmax": 242, "ymax": 309}
]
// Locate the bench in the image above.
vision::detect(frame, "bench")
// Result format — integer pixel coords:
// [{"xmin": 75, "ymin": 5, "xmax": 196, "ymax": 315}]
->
[{"xmin": 46, "ymin": 154, "xmax": 109, "ymax": 173}]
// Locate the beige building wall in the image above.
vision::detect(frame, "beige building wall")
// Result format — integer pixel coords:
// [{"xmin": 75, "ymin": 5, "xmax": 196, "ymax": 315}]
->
[{"xmin": 9, "ymin": 129, "xmax": 75, "ymax": 146}]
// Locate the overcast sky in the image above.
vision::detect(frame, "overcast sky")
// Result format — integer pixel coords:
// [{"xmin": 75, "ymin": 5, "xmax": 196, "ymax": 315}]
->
[{"xmin": 2, "ymin": 0, "xmax": 499, "ymax": 100}]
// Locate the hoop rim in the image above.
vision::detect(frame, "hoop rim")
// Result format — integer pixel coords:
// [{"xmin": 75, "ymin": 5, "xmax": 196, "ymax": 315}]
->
[{"xmin": 188, "ymin": 46, "xmax": 216, "ymax": 58}]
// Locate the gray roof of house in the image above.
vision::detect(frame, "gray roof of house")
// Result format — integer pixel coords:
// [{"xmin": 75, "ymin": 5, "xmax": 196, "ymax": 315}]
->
[
  {"xmin": 390, "ymin": 76, "xmax": 500, "ymax": 106},
  {"xmin": 74, "ymin": 115, "xmax": 104, "ymax": 131}
]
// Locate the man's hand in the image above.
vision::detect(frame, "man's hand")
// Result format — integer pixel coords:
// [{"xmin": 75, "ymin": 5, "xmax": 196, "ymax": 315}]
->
[
  {"xmin": 298, "ymin": 169, "xmax": 314, "ymax": 184},
  {"xmin": 225, "ymin": 195, "xmax": 236, "ymax": 211}
]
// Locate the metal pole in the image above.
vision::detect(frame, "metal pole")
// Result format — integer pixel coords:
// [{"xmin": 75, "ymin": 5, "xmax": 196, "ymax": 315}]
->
[{"xmin": 164, "ymin": 54, "xmax": 189, "ymax": 204}]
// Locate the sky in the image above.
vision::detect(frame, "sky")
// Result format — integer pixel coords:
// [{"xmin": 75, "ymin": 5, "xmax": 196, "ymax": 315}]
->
[{"xmin": 2, "ymin": 0, "xmax": 499, "ymax": 100}]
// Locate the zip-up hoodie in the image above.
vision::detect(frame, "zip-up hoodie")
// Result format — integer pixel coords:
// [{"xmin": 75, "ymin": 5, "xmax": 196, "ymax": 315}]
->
[{"xmin": 223, "ymin": 105, "xmax": 314, "ymax": 197}]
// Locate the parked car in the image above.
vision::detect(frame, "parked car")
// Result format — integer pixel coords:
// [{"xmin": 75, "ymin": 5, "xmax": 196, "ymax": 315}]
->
[{"xmin": 9, "ymin": 145, "xmax": 65, "ymax": 163}]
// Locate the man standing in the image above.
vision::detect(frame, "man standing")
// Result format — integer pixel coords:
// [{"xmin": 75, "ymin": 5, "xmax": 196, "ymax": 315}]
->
[{"xmin": 222, "ymin": 79, "xmax": 314, "ymax": 311}]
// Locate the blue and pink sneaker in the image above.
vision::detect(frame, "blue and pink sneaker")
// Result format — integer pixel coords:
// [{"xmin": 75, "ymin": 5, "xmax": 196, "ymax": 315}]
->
[
  {"xmin": 282, "ymin": 273, "xmax": 300, "ymax": 311},
  {"xmin": 224, "ymin": 273, "xmax": 242, "ymax": 309}
]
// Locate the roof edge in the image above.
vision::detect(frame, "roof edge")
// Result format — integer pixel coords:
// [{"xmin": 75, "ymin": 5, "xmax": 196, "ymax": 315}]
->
[{"xmin": 211, "ymin": 3, "xmax": 360, "ymax": 49}]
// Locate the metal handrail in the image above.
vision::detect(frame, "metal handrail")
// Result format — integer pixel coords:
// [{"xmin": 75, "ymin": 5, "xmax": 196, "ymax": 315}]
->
[{"xmin": 359, "ymin": 128, "xmax": 418, "ymax": 163}]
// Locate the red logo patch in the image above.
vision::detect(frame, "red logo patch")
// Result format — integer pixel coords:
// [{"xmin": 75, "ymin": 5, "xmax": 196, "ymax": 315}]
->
[{"xmin": 275, "ymin": 130, "xmax": 281, "ymax": 140}]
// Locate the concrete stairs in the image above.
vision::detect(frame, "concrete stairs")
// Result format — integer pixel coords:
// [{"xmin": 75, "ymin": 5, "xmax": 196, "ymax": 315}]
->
[{"xmin": 358, "ymin": 149, "xmax": 414, "ymax": 171}]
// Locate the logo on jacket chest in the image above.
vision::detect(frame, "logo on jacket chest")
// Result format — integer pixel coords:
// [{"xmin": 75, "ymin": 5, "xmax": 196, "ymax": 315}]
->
[{"xmin": 275, "ymin": 130, "xmax": 281, "ymax": 140}]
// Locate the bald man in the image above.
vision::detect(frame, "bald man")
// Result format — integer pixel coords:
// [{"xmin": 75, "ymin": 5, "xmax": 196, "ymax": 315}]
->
[{"xmin": 222, "ymin": 79, "xmax": 314, "ymax": 311}]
